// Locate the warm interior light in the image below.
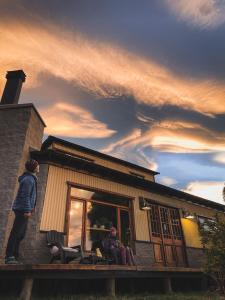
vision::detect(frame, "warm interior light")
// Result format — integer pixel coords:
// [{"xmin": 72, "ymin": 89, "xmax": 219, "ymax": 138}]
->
[{"xmin": 74, "ymin": 202, "xmax": 81, "ymax": 209}]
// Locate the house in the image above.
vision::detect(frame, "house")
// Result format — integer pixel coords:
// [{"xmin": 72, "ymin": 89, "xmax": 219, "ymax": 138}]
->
[{"xmin": 0, "ymin": 70, "xmax": 224, "ymax": 296}]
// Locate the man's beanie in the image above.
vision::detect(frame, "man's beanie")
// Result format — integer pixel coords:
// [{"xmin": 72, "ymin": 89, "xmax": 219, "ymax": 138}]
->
[{"xmin": 25, "ymin": 159, "xmax": 39, "ymax": 172}]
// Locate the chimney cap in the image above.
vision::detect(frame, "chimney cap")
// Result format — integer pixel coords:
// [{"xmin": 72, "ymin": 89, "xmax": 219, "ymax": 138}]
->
[{"xmin": 6, "ymin": 70, "xmax": 26, "ymax": 82}]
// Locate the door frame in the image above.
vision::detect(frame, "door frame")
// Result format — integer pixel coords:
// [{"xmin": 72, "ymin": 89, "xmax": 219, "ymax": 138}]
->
[{"xmin": 148, "ymin": 202, "xmax": 187, "ymax": 267}]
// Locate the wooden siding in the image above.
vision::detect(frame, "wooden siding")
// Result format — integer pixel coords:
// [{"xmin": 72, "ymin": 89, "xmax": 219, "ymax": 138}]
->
[
  {"xmin": 181, "ymin": 219, "xmax": 202, "ymax": 248},
  {"xmin": 51, "ymin": 142, "xmax": 155, "ymax": 181},
  {"xmin": 40, "ymin": 165, "xmax": 223, "ymax": 246}
]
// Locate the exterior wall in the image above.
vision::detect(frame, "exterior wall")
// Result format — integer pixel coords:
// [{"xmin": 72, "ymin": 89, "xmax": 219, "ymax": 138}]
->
[
  {"xmin": 51, "ymin": 142, "xmax": 155, "ymax": 181},
  {"xmin": 0, "ymin": 104, "xmax": 45, "ymax": 262},
  {"xmin": 40, "ymin": 165, "xmax": 151, "ymax": 242},
  {"xmin": 134, "ymin": 241, "xmax": 155, "ymax": 266},
  {"xmin": 181, "ymin": 219, "xmax": 202, "ymax": 248},
  {"xmin": 40, "ymin": 165, "xmax": 223, "ymax": 253},
  {"xmin": 186, "ymin": 247, "xmax": 205, "ymax": 268}
]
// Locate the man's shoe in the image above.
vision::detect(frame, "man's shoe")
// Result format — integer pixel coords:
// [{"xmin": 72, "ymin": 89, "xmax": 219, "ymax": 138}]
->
[{"xmin": 5, "ymin": 256, "xmax": 20, "ymax": 264}]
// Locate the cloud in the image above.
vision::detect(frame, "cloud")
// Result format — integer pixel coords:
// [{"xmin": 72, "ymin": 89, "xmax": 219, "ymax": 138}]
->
[
  {"xmin": 213, "ymin": 152, "xmax": 225, "ymax": 164},
  {"xmin": 183, "ymin": 181, "xmax": 225, "ymax": 204},
  {"xmin": 40, "ymin": 102, "xmax": 116, "ymax": 138},
  {"xmin": 1, "ymin": 20, "xmax": 225, "ymax": 116},
  {"xmin": 102, "ymin": 129, "xmax": 158, "ymax": 170},
  {"xmin": 165, "ymin": 0, "xmax": 225, "ymax": 29},
  {"xmin": 103, "ymin": 119, "xmax": 225, "ymax": 155},
  {"xmin": 159, "ymin": 176, "xmax": 177, "ymax": 186},
  {"xmin": 102, "ymin": 129, "xmax": 142, "ymax": 154},
  {"xmin": 148, "ymin": 120, "xmax": 225, "ymax": 153}
]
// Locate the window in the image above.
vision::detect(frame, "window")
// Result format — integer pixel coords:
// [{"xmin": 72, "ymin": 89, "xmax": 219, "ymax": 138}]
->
[
  {"xmin": 148, "ymin": 203, "xmax": 186, "ymax": 267},
  {"xmin": 68, "ymin": 200, "xmax": 84, "ymax": 247},
  {"xmin": 198, "ymin": 216, "xmax": 215, "ymax": 232},
  {"xmin": 70, "ymin": 187, "xmax": 129, "ymax": 206},
  {"xmin": 68, "ymin": 186, "xmax": 132, "ymax": 251},
  {"xmin": 86, "ymin": 201, "xmax": 117, "ymax": 251},
  {"xmin": 149, "ymin": 205, "xmax": 161, "ymax": 238}
]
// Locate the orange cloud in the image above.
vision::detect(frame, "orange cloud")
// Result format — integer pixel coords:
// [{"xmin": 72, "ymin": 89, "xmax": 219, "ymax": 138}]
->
[
  {"xmin": 103, "ymin": 119, "xmax": 225, "ymax": 155},
  {"xmin": 0, "ymin": 20, "xmax": 225, "ymax": 116},
  {"xmin": 183, "ymin": 181, "xmax": 225, "ymax": 204},
  {"xmin": 165, "ymin": 0, "xmax": 225, "ymax": 29},
  {"xmin": 148, "ymin": 120, "xmax": 225, "ymax": 153},
  {"xmin": 102, "ymin": 129, "xmax": 158, "ymax": 170},
  {"xmin": 213, "ymin": 152, "xmax": 225, "ymax": 165},
  {"xmin": 40, "ymin": 102, "xmax": 116, "ymax": 138},
  {"xmin": 102, "ymin": 128, "xmax": 158, "ymax": 170},
  {"xmin": 159, "ymin": 176, "xmax": 177, "ymax": 186}
]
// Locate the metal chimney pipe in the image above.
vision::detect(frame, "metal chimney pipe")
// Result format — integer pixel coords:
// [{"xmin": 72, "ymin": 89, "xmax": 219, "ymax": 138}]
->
[{"xmin": 1, "ymin": 70, "xmax": 26, "ymax": 105}]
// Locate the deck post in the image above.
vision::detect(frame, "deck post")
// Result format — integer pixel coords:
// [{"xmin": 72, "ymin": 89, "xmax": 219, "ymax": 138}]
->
[
  {"xmin": 106, "ymin": 277, "xmax": 116, "ymax": 297},
  {"xmin": 19, "ymin": 277, "xmax": 34, "ymax": 300},
  {"xmin": 163, "ymin": 277, "xmax": 173, "ymax": 294},
  {"xmin": 201, "ymin": 275, "xmax": 208, "ymax": 291}
]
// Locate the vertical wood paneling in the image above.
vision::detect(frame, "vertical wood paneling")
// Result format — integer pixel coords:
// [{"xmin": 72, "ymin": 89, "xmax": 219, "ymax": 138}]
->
[
  {"xmin": 40, "ymin": 165, "xmax": 222, "ymax": 245},
  {"xmin": 40, "ymin": 165, "xmax": 150, "ymax": 240}
]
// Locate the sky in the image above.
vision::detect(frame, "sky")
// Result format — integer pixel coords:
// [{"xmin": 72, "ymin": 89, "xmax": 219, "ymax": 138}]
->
[{"xmin": 0, "ymin": 0, "xmax": 225, "ymax": 204}]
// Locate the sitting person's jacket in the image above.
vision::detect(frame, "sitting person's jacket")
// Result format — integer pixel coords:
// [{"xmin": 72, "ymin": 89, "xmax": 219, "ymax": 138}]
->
[{"xmin": 103, "ymin": 234, "xmax": 120, "ymax": 253}]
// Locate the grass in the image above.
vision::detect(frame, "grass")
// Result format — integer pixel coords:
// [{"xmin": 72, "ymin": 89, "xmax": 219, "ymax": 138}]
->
[{"xmin": 2, "ymin": 293, "xmax": 225, "ymax": 300}]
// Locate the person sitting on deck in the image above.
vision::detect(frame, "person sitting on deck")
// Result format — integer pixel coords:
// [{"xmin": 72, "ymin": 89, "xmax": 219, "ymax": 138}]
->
[{"xmin": 102, "ymin": 227, "xmax": 135, "ymax": 265}]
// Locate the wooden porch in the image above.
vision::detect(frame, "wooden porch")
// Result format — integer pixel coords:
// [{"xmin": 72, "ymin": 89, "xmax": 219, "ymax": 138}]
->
[{"xmin": 0, "ymin": 264, "xmax": 205, "ymax": 300}]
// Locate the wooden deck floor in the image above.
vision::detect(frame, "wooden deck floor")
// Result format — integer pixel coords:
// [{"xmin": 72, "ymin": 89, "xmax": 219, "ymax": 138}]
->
[
  {"xmin": 0, "ymin": 264, "xmax": 206, "ymax": 299},
  {"xmin": 0, "ymin": 264, "xmax": 203, "ymax": 279}
]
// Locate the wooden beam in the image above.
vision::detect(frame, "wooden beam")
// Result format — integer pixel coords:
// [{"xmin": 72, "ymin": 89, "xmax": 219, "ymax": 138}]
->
[
  {"xmin": 201, "ymin": 275, "xmax": 208, "ymax": 291},
  {"xmin": 105, "ymin": 278, "xmax": 115, "ymax": 297},
  {"xmin": 163, "ymin": 277, "xmax": 173, "ymax": 294},
  {"xmin": 0, "ymin": 263, "xmax": 203, "ymax": 272},
  {"xmin": 19, "ymin": 278, "xmax": 34, "ymax": 300}
]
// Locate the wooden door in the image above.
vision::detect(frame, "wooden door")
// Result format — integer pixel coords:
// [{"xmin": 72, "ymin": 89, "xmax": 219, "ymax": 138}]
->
[{"xmin": 149, "ymin": 204, "xmax": 186, "ymax": 267}]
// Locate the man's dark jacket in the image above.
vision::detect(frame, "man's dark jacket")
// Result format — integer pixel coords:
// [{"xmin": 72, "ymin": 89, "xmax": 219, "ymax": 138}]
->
[{"xmin": 12, "ymin": 172, "xmax": 37, "ymax": 213}]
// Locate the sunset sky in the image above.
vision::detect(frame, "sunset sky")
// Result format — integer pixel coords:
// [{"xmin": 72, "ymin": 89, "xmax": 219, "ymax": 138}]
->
[{"xmin": 0, "ymin": 0, "xmax": 225, "ymax": 203}]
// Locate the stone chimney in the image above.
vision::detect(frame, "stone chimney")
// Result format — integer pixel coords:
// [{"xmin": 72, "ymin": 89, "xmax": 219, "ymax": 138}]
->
[
  {"xmin": 1, "ymin": 70, "xmax": 26, "ymax": 105},
  {"xmin": 0, "ymin": 70, "xmax": 46, "ymax": 262}
]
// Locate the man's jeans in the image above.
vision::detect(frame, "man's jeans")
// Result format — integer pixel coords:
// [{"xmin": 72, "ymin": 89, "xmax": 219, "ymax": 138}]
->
[{"xmin": 6, "ymin": 211, "xmax": 28, "ymax": 259}]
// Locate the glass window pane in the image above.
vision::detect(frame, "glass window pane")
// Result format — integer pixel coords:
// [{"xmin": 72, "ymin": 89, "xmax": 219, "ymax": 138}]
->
[
  {"xmin": 149, "ymin": 205, "xmax": 161, "ymax": 237},
  {"xmin": 71, "ymin": 186, "xmax": 129, "ymax": 206},
  {"xmin": 160, "ymin": 207, "xmax": 172, "ymax": 239},
  {"xmin": 71, "ymin": 188, "xmax": 95, "ymax": 199},
  {"xmin": 86, "ymin": 229, "xmax": 109, "ymax": 251},
  {"xmin": 68, "ymin": 200, "xmax": 83, "ymax": 247},
  {"xmin": 120, "ymin": 210, "xmax": 130, "ymax": 246},
  {"xmin": 170, "ymin": 208, "xmax": 182, "ymax": 240},
  {"xmin": 86, "ymin": 201, "xmax": 117, "ymax": 251},
  {"xmin": 198, "ymin": 216, "xmax": 215, "ymax": 232}
]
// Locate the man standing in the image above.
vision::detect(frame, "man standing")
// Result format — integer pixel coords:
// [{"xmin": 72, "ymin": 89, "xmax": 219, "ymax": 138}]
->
[{"xmin": 5, "ymin": 159, "xmax": 39, "ymax": 264}]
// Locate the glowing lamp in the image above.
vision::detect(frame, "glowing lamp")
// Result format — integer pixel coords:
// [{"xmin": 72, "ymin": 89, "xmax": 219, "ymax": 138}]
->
[
  {"xmin": 139, "ymin": 197, "xmax": 151, "ymax": 210},
  {"xmin": 182, "ymin": 210, "xmax": 196, "ymax": 220}
]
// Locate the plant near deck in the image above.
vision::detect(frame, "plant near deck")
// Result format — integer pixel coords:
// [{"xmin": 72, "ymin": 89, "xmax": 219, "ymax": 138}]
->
[{"xmin": 199, "ymin": 214, "xmax": 225, "ymax": 294}]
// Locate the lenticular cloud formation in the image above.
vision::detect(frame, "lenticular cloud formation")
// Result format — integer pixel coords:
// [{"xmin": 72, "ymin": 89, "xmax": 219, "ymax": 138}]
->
[
  {"xmin": 40, "ymin": 102, "xmax": 116, "ymax": 138},
  {"xmin": 1, "ymin": 20, "xmax": 225, "ymax": 117},
  {"xmin": 166, "ymin": 0, "xmax": 225, "ymax": 29}
]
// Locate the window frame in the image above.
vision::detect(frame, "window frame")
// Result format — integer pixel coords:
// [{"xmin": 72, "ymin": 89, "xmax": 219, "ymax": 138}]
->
[
  {"xmin": 197, "ymin": 215, "xmax": 216, "ymax": 232},
  {"xmin": 65, "ymin": 183, "xmax": 134, "ymax": 251}
]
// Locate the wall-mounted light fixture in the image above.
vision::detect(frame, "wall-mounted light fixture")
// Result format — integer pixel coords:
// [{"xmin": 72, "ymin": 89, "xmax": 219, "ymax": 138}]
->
[
  {"xmin": 139, "ymin": 197, "xmax": 151, "ymax": 210},
  {"xmin": 182, "ymin": 210, "xmax": 196, "ymax": 220}
]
